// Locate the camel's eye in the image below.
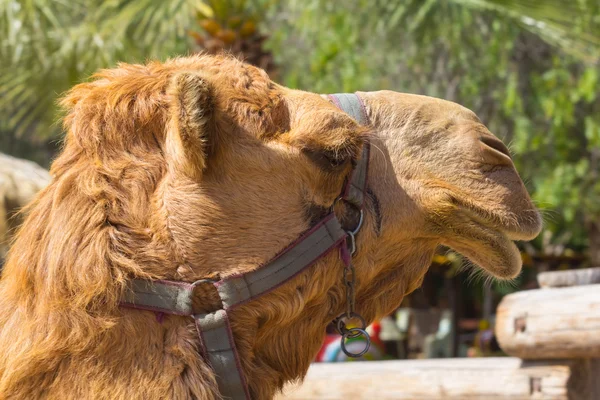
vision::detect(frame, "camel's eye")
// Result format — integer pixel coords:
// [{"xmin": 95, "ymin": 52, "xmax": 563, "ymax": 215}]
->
[
  {"xmin": 323, "ymin": 149, "xmax": 350, "ymax": 168},
  {"xmin": 303, "ymin": 147, "xmax": 351, "ymax": 171},
  {"xmin": 328, "ymin": 156, "xmax": 346, "ymax": 168},
  {"xmin": 288, "ymin": 114, "xmax": 364, "ymax": 172}
]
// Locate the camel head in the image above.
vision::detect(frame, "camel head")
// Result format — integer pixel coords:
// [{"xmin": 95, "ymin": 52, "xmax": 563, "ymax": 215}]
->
[
  {"xmin": 0, "ymin": 55, "xmax": 540, "ymax": 399},
  {"xmin": 361, "ymin": 91, "xmax": 542, "ymax": 281}
]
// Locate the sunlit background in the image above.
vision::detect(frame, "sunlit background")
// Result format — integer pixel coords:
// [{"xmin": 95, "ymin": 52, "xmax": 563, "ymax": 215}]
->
[{"xmin": 1, "ymin": 0, "xmax": 599, "ymax": 362}]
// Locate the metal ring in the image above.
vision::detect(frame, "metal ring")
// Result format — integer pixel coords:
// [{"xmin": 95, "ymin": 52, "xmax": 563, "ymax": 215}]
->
[
  {"xmin": 340, "ymin": 328, "xmax": 371, "ymax": 358},
  {"xmin": 350, "ymin": 209, "xmax": 364, "ymax": 236},
  {"xmin": 191, "ymin": 278, "xmax": 218, "ymax": 287},
  {"xmin": 336, "ymin": 313, "xmax": 367, "ymax": 338},
  {"xmin": 332, "ymin": 197, "xmax": 364, "ymax": 235},
  {"xmin": 346, "ymin": 231, "xmax": 356, "ymax": 255},
  {"xmin": 332, "ymin": 196, "xmax": 343, "ymax": 208}
]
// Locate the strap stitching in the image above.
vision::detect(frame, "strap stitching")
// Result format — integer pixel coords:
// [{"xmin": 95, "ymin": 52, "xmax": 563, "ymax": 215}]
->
[
  {"xmin": 222, "ymin": 227, "xmax": 337, "ymax": 307},
  {"xmin": 245, "ymin": 228, "xmax": 330, "ymax": 285}
]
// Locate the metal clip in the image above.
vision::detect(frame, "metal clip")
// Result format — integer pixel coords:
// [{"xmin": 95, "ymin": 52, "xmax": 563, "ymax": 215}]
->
[{"xmin": 346, "ymin": 231, "xmax": 356, "ymax": 255}]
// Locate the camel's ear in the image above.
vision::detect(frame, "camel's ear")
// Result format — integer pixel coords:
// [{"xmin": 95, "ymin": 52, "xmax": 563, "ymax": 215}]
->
[{"xmin": 165, "ymin": 71, "xmax": 214, "ymax": 180}]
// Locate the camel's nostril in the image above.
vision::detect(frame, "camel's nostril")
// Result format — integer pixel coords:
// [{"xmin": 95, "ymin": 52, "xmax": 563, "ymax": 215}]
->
[{"xmin": 480, "ymin": 136, "xmax": 511, "ymax": 158}]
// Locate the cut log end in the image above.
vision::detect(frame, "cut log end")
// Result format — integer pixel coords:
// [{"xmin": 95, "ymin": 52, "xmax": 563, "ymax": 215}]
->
[
  {"xmin": 538, "ymin": 268, "xmax": 600, "ymax": 288},
  {"xmin": 496, "ymin": 284, "xmax": 600, "ymax": 359}
]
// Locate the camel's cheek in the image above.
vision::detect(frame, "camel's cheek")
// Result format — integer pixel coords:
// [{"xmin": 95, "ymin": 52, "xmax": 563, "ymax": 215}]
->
[{"xmin": 354, "ymin": 238, "xmax": 437, "ymax": 321}]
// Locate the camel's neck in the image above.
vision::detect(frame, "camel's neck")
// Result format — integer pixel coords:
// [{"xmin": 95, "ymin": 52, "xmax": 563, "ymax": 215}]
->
[
  {"xmin": 122, "ymin": 300, "xmax": 333, "ymax": 399},
  {"xmin": 232, "ymin": 304, "xmax": 334, "ymax": 399},
  {"xmin": 0, "ymin": 234, "xmax": 426, "ymax": 400},
  {"xmin": 118, "ymin": 289, "xmax": 335, "ymax": 399},
  {"xmin": 120, "ymin": 299, "xmax": 333, "ymax": 400}
]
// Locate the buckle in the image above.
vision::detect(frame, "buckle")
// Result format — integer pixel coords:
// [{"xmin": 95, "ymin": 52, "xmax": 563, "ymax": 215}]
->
[
  {"xmin": 191, "ymin": 278, "xmax": 219, "ymax": 287},
  {"xmin": 190, "ymin": 278, "xmax": 222, "ymax": 315},
  {"xmin": 333, "ymin": 196, "xmax": 364, "ymax": 234}
]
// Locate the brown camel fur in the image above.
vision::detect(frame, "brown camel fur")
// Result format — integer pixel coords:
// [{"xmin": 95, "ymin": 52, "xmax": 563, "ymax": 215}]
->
[{"xmin": 0, "ymin": 55, "xmax": 541, "ymax": 399}]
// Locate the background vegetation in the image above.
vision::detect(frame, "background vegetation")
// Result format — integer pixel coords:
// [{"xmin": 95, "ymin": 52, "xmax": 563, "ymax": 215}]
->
[{"xmin": 1, "ymin": 0, "xmax": 599, "ymax": 265}]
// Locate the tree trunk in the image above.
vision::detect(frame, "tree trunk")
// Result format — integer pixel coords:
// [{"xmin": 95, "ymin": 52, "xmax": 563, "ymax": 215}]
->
[{"xmin": 586, "ymin": 220, "xmax": 600, "ymax": 268}]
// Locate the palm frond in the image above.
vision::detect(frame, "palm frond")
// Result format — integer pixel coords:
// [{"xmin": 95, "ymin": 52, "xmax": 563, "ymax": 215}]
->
[
  {"xmin": 451, "ymin": 0, "xmax": 600, "ymax": 61},
  {"xmin": 0, "ymin": 0, "xmax": 207, "ymax": 141}
]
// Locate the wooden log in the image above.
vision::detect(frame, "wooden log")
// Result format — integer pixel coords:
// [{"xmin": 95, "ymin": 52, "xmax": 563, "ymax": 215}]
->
[
  {"xmin": 0, "ymin": 153, "xmax": 50, "ymax": 260},
  {"xmin": 277, "ymin": 358, "xmax": 597, "ymax": 399},
  {"xmin": 496, "ymin": 285, "xmax": 600, "ymax": 359},
  {"xmin": 538, "ymin": 268, "xmax": 600, "ymax": 288}
]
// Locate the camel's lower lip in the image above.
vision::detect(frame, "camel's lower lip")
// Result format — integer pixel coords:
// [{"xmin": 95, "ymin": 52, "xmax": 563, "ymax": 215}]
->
[
  {"xmin": 454, "ymin": 199, "xmax": 541, "ymax": 241},
  {"xmin": 439, "ymin": 212, "xmax": 523, "ymax": 280}
]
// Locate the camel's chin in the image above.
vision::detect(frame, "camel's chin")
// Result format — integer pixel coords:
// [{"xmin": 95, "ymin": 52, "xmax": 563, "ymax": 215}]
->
[{"xmin": 441, "ymin": 219, "xmax": 523, "ymax": 280}]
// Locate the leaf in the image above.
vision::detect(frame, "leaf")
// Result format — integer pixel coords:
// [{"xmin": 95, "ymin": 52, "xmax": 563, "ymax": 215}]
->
[{"xmin": 584, "ymin": 117, "xmax": 600, "ymax": 149}]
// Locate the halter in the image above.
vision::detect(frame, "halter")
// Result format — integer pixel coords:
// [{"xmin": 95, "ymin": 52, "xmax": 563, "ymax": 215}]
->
[{"xmin": 120, "ymin": 93, "xmax": 370, "ymax": 400}]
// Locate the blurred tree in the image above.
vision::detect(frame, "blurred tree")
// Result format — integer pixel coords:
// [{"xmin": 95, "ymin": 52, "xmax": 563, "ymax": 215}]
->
[{"xmin": 189, "ymin": 0, "xmax": 277, "ymax": 77}]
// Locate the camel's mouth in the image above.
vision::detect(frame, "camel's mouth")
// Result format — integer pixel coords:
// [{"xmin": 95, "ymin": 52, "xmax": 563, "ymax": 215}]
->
[
  {"xmin": 440, "ymin": 196, "xmax": 541, "ymax": 280},
  {"xmin": 441, "ymin": 212, "xmax": 523, "ymax": 280},
  {"xmin": 452, "ymin": 197, "xmax": 542, "ymax": 242}
]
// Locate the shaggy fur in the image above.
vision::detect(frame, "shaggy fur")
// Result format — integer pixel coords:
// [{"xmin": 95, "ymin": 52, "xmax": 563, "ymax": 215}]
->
[{"xmin": 0, "ymin": 55, "xmax": 541, "ymax": 399}]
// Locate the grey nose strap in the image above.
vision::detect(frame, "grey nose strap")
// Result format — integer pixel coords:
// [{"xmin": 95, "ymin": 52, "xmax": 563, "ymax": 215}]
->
[
  {"xmin": 328, "ymin": 93, "xmax": 370, "ymax": 208},
  {"xmin": 120, "ymin": 92, "xmax": 370, "ymax": 400},
  {"xmin": 327, "ymin": 93, "xmax": 369, "ymax": 126}
]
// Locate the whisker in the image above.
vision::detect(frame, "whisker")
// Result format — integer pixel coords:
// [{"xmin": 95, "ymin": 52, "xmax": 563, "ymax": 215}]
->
[{"xmin": 369, "ymin": 142, "xmax": 388, "ymax": 178}]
